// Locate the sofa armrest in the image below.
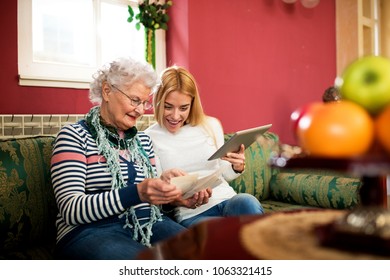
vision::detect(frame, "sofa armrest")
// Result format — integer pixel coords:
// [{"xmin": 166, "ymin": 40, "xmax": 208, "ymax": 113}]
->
[
  {"xmin": 269, "ymin": 170, "xmax": 362, "ymax": 209},
  {"xmin": 229, "ymin": 132, "xmax": 279, "ymax": 201},
  {"xmin": 0, "ymin": 136, "xmax": 57, "ymax": 259}
]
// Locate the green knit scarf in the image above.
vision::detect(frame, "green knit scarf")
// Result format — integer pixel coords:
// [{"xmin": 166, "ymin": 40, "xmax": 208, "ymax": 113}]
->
[{"xmin": 85, "ymin": 106, "xmax": 162, "ymax": 247}]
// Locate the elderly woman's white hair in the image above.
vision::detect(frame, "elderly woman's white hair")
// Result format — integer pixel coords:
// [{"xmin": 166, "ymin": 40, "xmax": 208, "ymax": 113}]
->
[{"xmin": 89, "ymin": 57, "xmax": 159, "ymax": 105}]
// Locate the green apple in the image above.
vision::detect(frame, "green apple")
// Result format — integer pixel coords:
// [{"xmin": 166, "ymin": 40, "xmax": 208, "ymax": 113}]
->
[{"xmin": 339, "ymin": 55, "xmax": 390, "ymax": 115}]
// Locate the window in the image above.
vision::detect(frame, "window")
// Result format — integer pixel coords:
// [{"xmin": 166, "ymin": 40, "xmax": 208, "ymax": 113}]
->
[
  {"xmin": 335, "ymin": 0, "xmax": 381, "ymax": 75},
  {"xmin": 18, "ymin": 0, "xmax": 166, "ymax": 89}
]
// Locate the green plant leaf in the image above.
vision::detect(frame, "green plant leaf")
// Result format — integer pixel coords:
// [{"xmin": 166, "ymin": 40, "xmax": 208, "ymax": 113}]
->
[
  {"xmin": 162, "ymin": 14, "xmax": 169, "ymax": 22},
  {"xmin": 160, "ymin": 23, "xmax": 168, "ymax": 30},
  {"xmin": 128, "ymin": 5, "xmax": 134, "ymax": 17}
]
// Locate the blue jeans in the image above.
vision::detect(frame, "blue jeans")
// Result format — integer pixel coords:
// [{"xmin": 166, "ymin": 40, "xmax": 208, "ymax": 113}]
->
[
  {"xmin": 55, "ymin": 215, "xmax": 186, "ymax": 260},
  {"xmin": 180, "ymin": 193, "xmax": 264, "ymax": 228}
]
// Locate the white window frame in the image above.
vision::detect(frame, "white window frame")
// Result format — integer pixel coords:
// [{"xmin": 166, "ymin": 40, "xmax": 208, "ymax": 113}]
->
[{"xmin": 17, "ymin": 0, "xmax": 166, "ymax": 89}]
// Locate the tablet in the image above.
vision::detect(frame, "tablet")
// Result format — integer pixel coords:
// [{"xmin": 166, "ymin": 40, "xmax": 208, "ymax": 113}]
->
[{"xmin": 208, "ymin": 124, "xmax": 272, "ymax": 160}]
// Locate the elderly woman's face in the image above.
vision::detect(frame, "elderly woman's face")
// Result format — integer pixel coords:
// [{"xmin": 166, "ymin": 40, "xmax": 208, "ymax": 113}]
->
[{"xmin": 101, "ymin": 81, "xmax": 151, "ymax": 131}]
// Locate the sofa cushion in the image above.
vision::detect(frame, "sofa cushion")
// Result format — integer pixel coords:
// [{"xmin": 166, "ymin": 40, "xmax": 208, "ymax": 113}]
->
[
  {"xmin": 260, "ymin": 199, "xmax": 315, "ymax": 213},
  {"xmin": 230, "ymin": 132, "xmax": 279, "ymax": 201},
  {"xmin": 269, "ymin": 170, "xmax": 362, "ymax": 209},
  {"xmin": 0, "ymin": 136, "xmax": 57, "ymax": 259}
]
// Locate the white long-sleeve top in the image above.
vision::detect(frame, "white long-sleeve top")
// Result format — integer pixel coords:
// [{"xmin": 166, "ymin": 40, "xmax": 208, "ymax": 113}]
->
[{"xmin": 145, "ymin": 116, "xmax": 240, "ymax": 222}]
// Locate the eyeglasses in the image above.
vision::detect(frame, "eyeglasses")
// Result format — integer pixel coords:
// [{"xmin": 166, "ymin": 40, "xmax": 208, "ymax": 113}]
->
[{"xmin": 111, "ymin": 84, "xmax": 153, "ymax": 110}]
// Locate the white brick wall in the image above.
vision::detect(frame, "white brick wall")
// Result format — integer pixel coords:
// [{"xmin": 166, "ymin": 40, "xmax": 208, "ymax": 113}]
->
[{"xmin": 0, "ymin": 114, "xmax": 155, "ymax": 138}]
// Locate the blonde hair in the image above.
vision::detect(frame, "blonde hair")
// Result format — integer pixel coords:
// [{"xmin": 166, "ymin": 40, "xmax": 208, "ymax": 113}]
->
[{"xmin": 153, "ymin": 66, "xmax": 206, "ymax": 126}]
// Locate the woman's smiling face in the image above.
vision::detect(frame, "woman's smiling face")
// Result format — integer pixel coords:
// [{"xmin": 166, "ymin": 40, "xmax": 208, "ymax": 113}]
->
[
  {"xmin": 163, "ymin": 91, "xmax": 192, "ymax": 133},
  {"xmin": 101, "ymin": 81, "xmax": 151, "ymax": 131}
]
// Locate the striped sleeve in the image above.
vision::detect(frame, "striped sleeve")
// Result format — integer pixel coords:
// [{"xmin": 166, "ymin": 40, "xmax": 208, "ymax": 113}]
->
[
  {"xmin": 51, "ymin": 124, "xmax": 127, "ymax": 226},
  {"xmin": 137, "ymin": 131, "xmax": 158, "ymax": 177}
]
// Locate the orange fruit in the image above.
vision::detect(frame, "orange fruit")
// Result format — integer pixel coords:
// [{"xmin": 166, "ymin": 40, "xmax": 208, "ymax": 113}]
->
[
  {"xmin": 296, "ymin": 101, "xmax": 374, "ymax": 158},
  {"xmin": 375, "ymin": 104, "xmax": 390, "ymax": 154},
  {"xmin": 290, "ymin": 102, "xmax": 323, "ymax": 140}
]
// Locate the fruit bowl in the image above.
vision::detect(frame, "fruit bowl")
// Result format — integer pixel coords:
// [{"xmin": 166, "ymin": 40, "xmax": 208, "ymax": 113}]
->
[{"xmin": 291, "ymin": 55, "xmax": 390, "ymax": 158}]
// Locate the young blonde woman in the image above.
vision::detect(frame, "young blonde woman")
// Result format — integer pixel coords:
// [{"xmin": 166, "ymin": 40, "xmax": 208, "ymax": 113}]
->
[{"xmin": 145, "ymin": 66, "xmax": 264, "ymax": 227}]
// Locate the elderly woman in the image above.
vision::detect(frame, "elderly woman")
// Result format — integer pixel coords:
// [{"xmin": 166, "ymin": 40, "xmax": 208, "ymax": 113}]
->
[{"xmin": 50, "ymin": 57, "xmax": 186, "ymax": 260}]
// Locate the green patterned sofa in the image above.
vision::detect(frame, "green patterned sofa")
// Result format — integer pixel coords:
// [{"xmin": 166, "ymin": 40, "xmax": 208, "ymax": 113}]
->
[
  {"xmin": 0, "ymin": 133, "xmax": 362, "ymax": 259},
  {"xmin": 0, "ymin": 136, "xmax": 56, "ymax": 259}
]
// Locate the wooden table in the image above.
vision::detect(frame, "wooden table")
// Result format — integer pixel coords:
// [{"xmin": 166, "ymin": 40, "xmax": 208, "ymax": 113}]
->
[
  {"xmin": 137, "ymin": 214, "xmax": 261, "ymax": 260},
  {"xmin": 137, "ymin": 209, "xmax": 388, "ymax": 260}
]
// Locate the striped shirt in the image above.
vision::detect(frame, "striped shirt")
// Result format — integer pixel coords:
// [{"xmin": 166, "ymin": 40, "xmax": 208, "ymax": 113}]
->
[{"xmin": 50, "ymin": 122, "xmax": 157, "ymax": 243}]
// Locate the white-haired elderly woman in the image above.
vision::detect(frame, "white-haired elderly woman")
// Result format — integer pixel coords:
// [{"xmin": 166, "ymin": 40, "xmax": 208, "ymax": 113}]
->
[{"xmin": 51, "ymin": 57, "xmax": 186, "ymax": 260}]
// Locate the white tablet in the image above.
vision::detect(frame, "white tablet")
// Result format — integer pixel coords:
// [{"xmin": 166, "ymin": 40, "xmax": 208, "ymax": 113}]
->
[{"xmin": 208, "ymin": 124, "xmax": 272, "ymax": 160}]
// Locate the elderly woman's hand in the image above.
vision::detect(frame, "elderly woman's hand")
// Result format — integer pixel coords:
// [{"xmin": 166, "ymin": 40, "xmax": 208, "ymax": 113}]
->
[
  {"xmin": 221, "ymin": 144, "xmax": 246, "ymax": 173},
  {"xmin": 160, "ymin": 168, "xmax": 187, "ymax": 183},
  {"xmin": 137, "ymin": 178, "xmax": 182, "ymax": 205}
]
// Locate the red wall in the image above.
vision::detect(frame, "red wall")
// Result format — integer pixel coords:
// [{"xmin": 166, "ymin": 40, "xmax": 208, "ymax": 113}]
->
[
  {"xmin": 0, "ymin": 1, "xmax": 91, "ymax": 115},
  {"xmin": 167, "ymin": 0, "xmax": 336, "ymax": 145},
  {"xmin": 1, "ymin": 0, "xmax": 336, "ymax": 145}
]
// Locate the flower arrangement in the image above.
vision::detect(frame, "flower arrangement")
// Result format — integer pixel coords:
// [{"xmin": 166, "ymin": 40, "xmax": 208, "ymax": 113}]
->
[
  {"xmin": 127, "ymin": 0, "xmax": 173, "ymax": 31},
  {"xmin": 127, "ymin": 0, "xmax": 173, "ymax": 69}
]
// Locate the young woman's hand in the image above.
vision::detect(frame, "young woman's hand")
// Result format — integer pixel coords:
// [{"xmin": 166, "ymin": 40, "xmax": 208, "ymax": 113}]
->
[
  {"xmin": 222, "ymin": 144, "xmax": 246, "ymax": 173},
  {"xmin": 172, "ymin": 188, "xmax": 212, "ymax": 209}
]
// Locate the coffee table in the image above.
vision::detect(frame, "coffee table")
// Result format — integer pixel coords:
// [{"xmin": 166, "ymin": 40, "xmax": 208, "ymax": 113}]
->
[
  {"xmin": 138, "ymin": 214, "xmax": 260, "ymax": 260},
  {"xmin": 137, "ymin": 209, "xmax": 388, "ymax": 260}
]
